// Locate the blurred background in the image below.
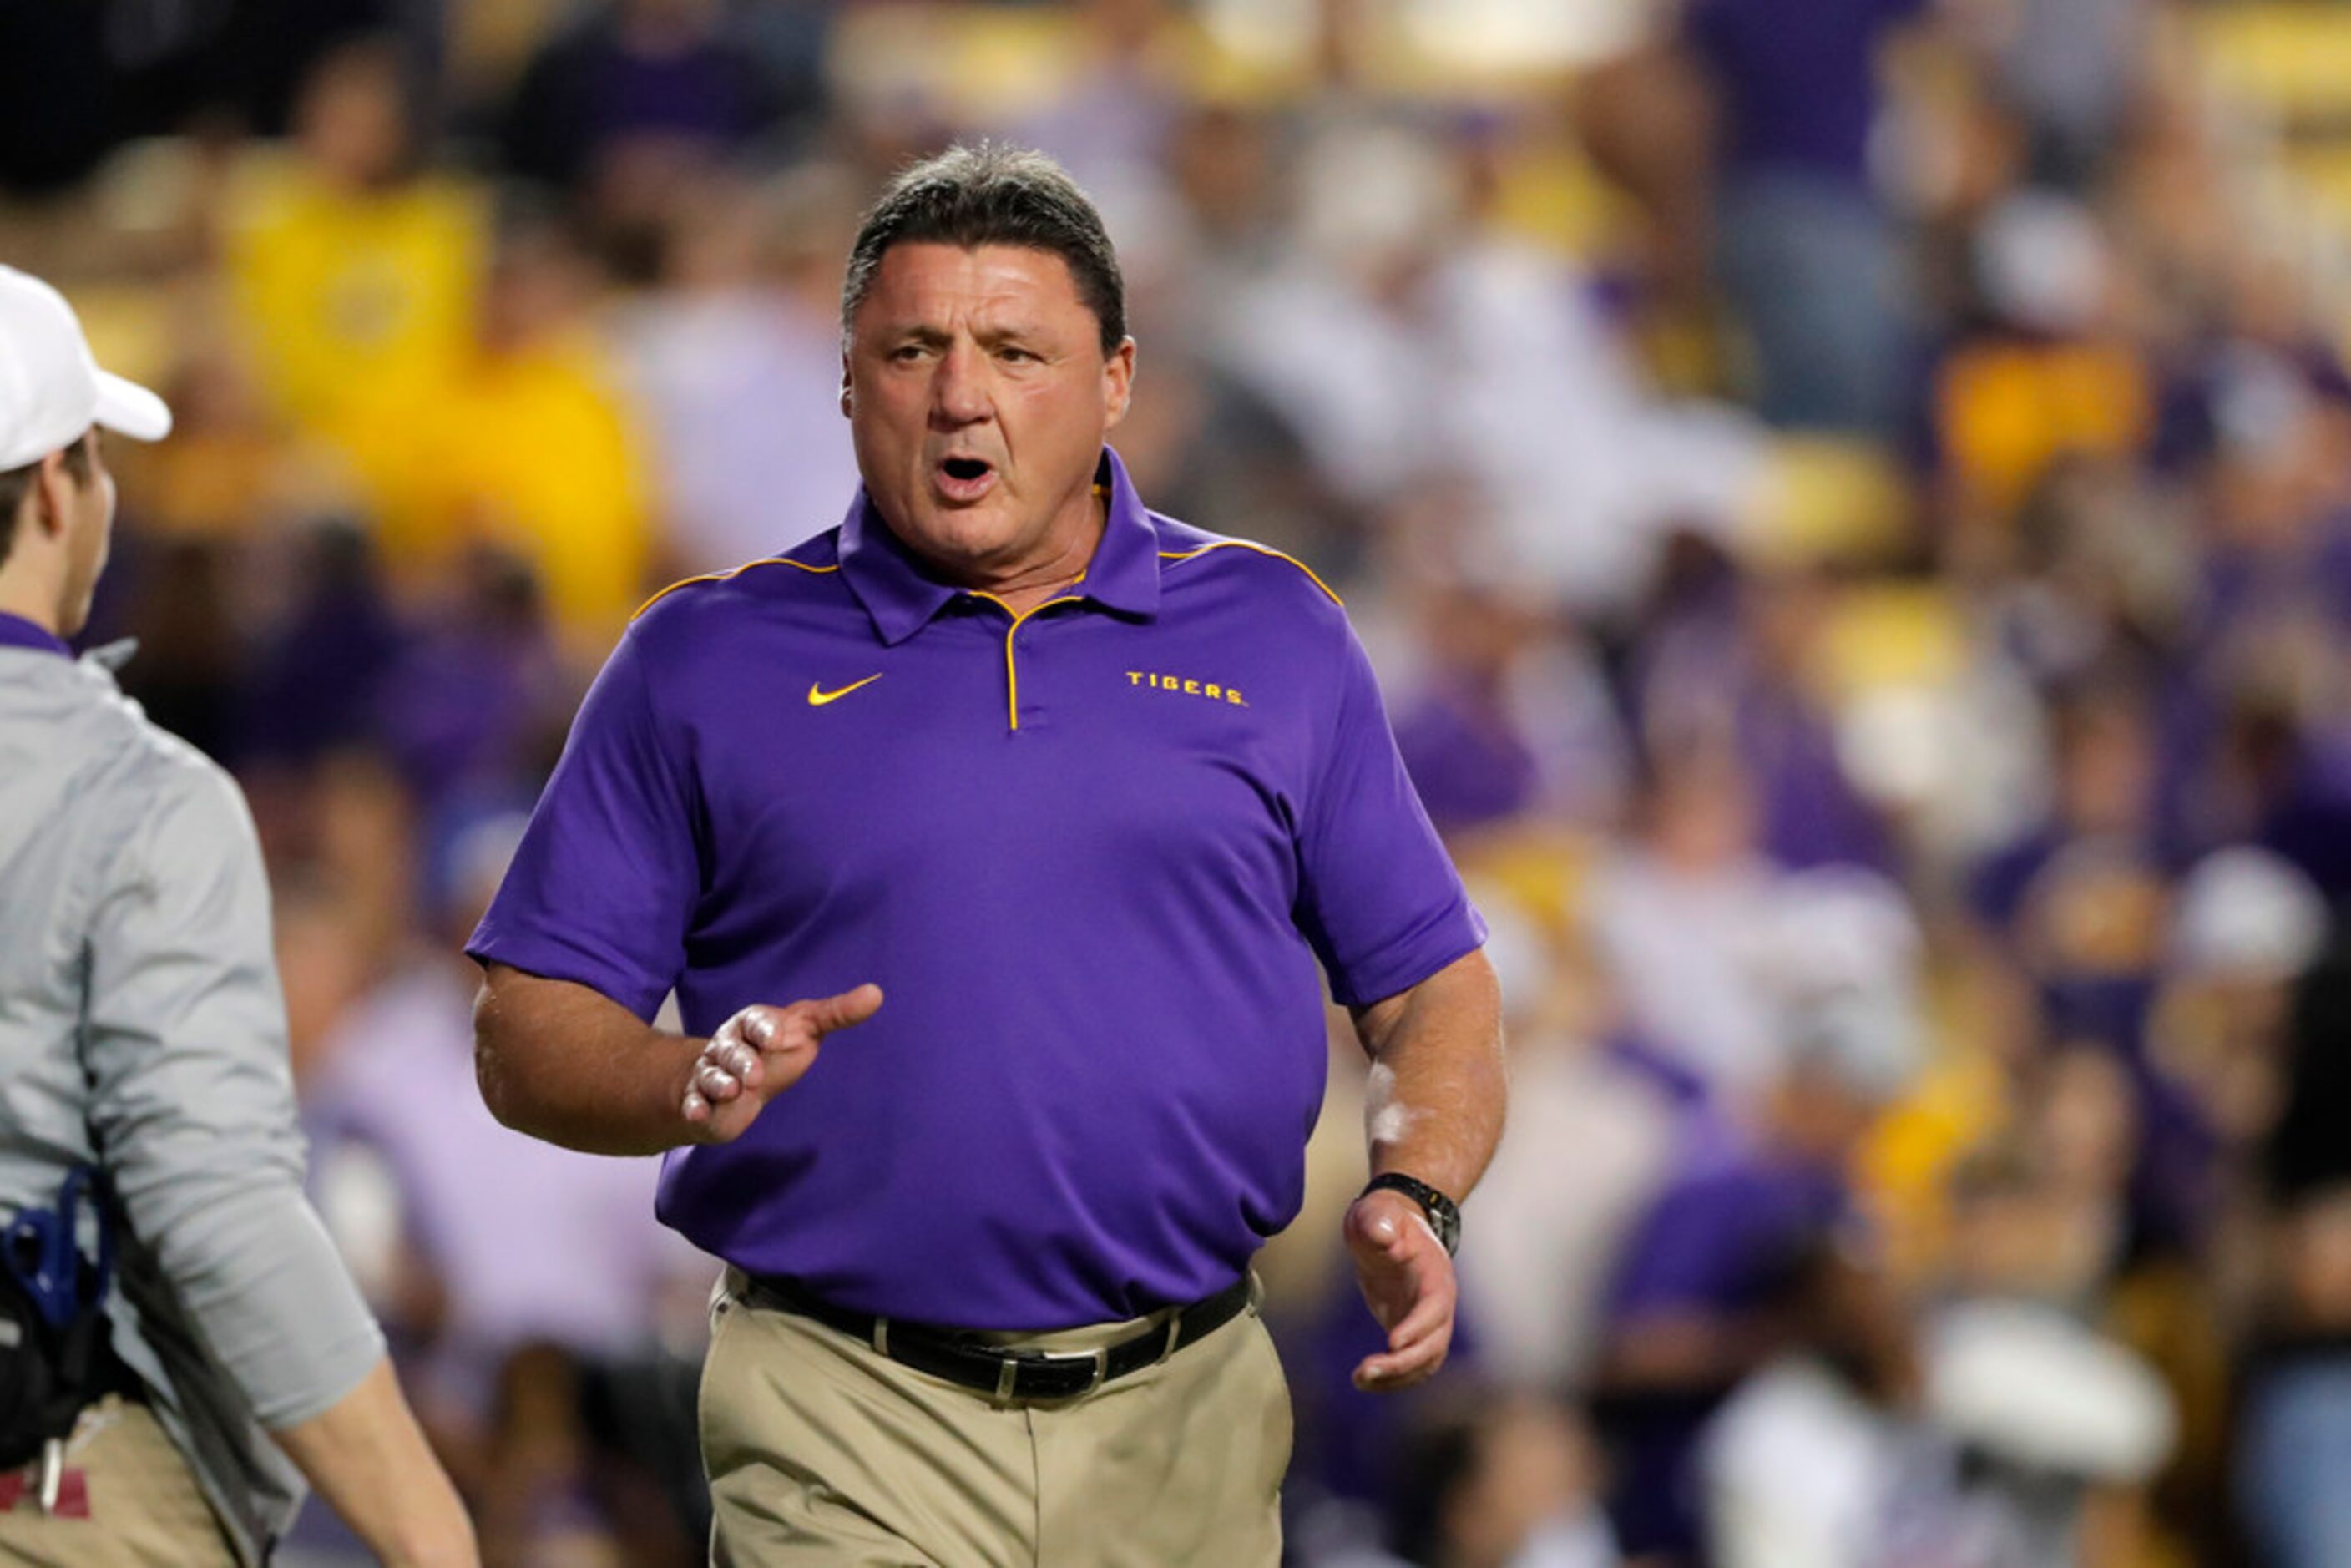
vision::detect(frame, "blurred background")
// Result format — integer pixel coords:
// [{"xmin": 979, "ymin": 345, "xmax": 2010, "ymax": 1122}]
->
[{"xmin": 11, "ymin": 0, "xmax": 2351, "ymax": 1562}]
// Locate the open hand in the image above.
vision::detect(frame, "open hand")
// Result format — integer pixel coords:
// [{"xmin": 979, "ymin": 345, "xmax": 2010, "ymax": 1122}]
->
[
  {"xmin": 680, "ymin": 984, "xmax": 883, "ymax": 1144},
  {"xmin": 1343, "ymin": 1186, "xmax": 1457, "ymax": 1392}
]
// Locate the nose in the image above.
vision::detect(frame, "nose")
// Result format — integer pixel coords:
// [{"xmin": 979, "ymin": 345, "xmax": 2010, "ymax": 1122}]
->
[{"xmin": 928, "ymin": 341, "xmax": 992, "ymax": 430}]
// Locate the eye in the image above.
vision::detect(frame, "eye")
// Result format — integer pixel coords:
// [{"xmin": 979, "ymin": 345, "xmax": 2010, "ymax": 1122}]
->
[{"xmin": 997, "ymin": 346, "xmax": 1038, "ymax": 364}]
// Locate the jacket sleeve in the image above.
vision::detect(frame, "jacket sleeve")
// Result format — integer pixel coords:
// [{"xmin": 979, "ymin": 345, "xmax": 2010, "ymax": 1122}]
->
[{"xmin": 80, "ymin": 754, "xmax": 385, "ymax": 1429}]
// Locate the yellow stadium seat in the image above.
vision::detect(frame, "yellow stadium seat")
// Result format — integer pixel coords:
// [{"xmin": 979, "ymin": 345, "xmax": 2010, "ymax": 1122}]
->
[
  {"xmin": 2192, "ymin": 4, "xmax": 2351, "ymax": 125},
  {"xmin": 2283, "ymin": 144, "xmax": 2351, "ymax": 236},
  {"xmin": 1737, "ymin": 435, "xmax": 1915, "ymax": 569},
  {"xmin": 1809, "ymin": 581, "xmax": 1969, "ymax": 701}
]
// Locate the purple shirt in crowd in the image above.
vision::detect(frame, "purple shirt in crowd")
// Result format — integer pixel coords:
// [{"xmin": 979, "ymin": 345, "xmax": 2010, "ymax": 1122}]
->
[
  {"xmin": 1598, "ymin": 1110, "xmax": 1858, "ymax": 1557},
  {"xmin": 470, "ymin": 450, "xmax": 1484, "ymax": 1328},
  {"xmin": 1686, "ymin": 0, "xmax": 1927, "ymax": 188}
]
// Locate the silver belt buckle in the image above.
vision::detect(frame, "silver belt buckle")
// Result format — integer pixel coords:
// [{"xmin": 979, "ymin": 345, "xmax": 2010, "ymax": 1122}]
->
[{"xmin": 1001, "ymin": 1346, "xmax": 1110, "ymax": 1403}]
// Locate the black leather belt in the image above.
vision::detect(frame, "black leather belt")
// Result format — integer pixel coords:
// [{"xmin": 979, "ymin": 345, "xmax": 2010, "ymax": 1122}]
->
[{"xmin": 747, "ymin": 1275, "xmax": 1253, "ymax": 1403}]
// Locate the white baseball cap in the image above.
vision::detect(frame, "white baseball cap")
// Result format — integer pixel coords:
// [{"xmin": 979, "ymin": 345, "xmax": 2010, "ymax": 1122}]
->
[{"xmin": 0, "ymin": 265, "xmax": 171, "ymax": 472}]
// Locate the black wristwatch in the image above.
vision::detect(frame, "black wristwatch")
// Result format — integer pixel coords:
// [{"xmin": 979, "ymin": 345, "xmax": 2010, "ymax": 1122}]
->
[{"xmin": 1361, "ymin": 1172, "xmax": 1461, "ymax": 1257}]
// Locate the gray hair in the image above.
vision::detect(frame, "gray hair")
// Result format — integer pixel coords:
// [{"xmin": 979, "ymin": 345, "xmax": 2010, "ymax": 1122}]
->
[{"xmin": 840, "ymin": 143, "xmax": 1127, "ymax": 355}]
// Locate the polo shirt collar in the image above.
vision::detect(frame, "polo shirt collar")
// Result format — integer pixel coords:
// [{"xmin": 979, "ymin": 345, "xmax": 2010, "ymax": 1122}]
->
[
  {"xmin": 0, "ymin": 612, "xmax": 68, "ymax": 659},
  {"xmin": 840, "ymin": 447, "xmax": 1161, "ymax": 646},
  {"xmin": 1074, "ymin": 448, "xmax": 1162, "ymax": 619}
]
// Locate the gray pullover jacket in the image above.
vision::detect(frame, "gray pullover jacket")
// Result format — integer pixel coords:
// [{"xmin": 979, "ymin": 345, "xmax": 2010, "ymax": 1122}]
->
[{"xmin": 0, "ymin": 641, "xmax": 385, "ymax": 1562}]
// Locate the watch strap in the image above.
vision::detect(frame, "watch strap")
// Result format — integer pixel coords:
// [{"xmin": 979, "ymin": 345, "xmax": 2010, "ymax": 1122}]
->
[{"xmin": 1361, "ymin": 1171, "xmax": 1461, "ymax": 1256}]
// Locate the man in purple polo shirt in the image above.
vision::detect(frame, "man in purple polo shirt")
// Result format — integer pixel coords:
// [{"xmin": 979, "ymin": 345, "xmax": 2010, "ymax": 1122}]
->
[{"xmin": 469, "ymin": 144, "xmax": 1504, "ymax": 1563}]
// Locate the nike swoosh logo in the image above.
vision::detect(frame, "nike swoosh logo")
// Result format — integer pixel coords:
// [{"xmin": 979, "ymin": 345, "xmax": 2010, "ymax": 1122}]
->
[{"xmin": 807, "ymin": 675, "xmax": 883, "ymax": 706}]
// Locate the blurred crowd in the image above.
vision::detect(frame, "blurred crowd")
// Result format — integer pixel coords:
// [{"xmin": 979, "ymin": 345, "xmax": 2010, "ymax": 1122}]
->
[{"xmin": 6, "ymin": 0, "xmax": 2351, "ymax": 1563}]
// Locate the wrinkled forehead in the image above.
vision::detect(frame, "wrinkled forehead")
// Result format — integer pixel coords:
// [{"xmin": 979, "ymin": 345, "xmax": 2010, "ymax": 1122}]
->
[{"xmin": 852, "ymin": 242, "xmax": 1095, "ymax": 338}]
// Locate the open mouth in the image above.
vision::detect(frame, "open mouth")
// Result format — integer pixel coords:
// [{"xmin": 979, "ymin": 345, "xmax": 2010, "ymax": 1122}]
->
[{"xmin": 934, "ymin": 455, "xmax": 998, "ymax": 502}]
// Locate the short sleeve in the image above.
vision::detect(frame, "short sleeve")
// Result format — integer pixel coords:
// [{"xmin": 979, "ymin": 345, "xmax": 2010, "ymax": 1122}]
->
[
  {"xmin": 1293, "ymin": 620, "xmax": 1486, "ymax": 1008},
  {"xmin": 468, "ymin": 625, "xmax": 700, "ymax": 1018}
]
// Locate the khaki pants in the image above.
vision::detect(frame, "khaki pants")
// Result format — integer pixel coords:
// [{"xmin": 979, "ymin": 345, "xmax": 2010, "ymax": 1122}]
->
[
  {"xmin": 0, "ymin": 1395, "xmax": 236, "ymax": 1566},
  {"xmin": 700, "ymin": 1270, "xmax": 1292, "ymax": 1566}
]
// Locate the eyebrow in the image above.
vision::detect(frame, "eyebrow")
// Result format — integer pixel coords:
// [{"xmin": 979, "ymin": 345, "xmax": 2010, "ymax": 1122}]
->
[{"xmin": 882, "ymin": 321, "xmax": 1047, "ymax": 350}]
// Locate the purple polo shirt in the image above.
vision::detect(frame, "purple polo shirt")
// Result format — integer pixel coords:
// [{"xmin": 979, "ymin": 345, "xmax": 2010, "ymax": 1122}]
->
[
  {"xmin": 0, "ymin": 613, "xmax": 69, "ymax": 658},
  {"xmin": 469, "ymin": 450, "xmax": 1484, "ymax": 1328}
]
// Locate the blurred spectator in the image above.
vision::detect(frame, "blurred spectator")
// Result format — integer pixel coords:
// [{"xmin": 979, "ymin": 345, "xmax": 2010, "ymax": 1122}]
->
[
  {"xmin": 306, "ymin": 807, "xmax": 704, "ymax": 1422},
  {"xmin": 1941, "ymin": 1108, "xmax": 2219, "ymax": 1564},
  {"xmin": 1453, "ymin": 893, "xmax": 1672, "ymax": 1391},
  {"xmin": 2127, "ymin": 852, "xmax": 2326, "ymax": 1550},
  {"xmin": 1634, "ymin": 551, "xmax": 1896, "ymax": 873},
  {"xmin": 117, "ymin": 333, "xmax": 306, "ymax": 544},
  {"xmin": 1214, "ymin": 116, "xmax": 1761, "ymax": 619},
  {"xmin": 1698, "ymin": 1233, "xmax": 2161, "ymax": 1568},
  {"xmin": 224, "ymin": 33, "xmax": 488, "ymax": 460},
  {"xmin": 1919, "ymin": 1298, "xmax": 2177, "ymax": 1565},
  {"xmin": 1586, "ymin": 741, "xmax": 1784, "ymax": 1100},
  {"xmin": 2150, "ymin": 847, "xmax": 2327, "ymax": 1168},
  {"xmin": 347, "ymin": 205, "xmax": 655, "ymax": 650},
  {"xmin": 1700, "ymin": 1346, "xmax": 1934, "ymax": 1568},
  {"xmin": 1930, "ymin": 197, "xmax": 2161, "ymax": 554},
  {"xmin": 111, "ymin": 532, "xmax": 246, "ymax": 761},
  {"xmin": 1971, "ymin": 680, "xmax": 2167, "ymax": 964},
  {"xmin": 1677, "ymin": 0, "xmax": 1934, "ymax": 435},
  {"xmin": 1012, "ymin": 0, "xmax": 1192, "ymax": 250},
  {"xmin": 239, "ymin": 521, "xmax": 409, "ymax": 767},
  {"xmin": 1388, "ymin": 563, "xmax": 1631, "ymax": 838},
  {"xmin": 2237, "ymin": 1181, "xmax": 2351, "ymax": 1568},
  {"xmin": 1968, "ymin": 0, "xmax": 2154, "ymax": 193},
  {"xmin": 1384, "ymin": 1392, "xmax": 1621, "ymax": 1568},
  {"xmin": 471, "ymin": 1340, "xmax": 699, "ymax": 1567},
  {"xmin": 613, "ymin": 163, "xmax": 863, "ymax": 574},
  {"xmin": 2247, "ymin": 923, "xmax": 2351, "ymax": 1568},
  {"xmin": 1592, "ymin": 868, "xmax": 1926, "ymax": 1561},
  {"xmin": 499, "ymin": 0, "xmax": 812, "ymax": 277},
  {"xmin": 373, "ymin": 545, "xmax": 573, "ymax": 813}
]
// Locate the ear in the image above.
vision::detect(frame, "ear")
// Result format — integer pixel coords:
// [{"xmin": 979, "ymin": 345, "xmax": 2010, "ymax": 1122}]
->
[
  {"xmin": 1101, "ymin": 337, "xmax": 1137, "ymax": 432},
  {"xmin": 28, "ymin": 448, "xmax": 75, "ymax": 541},
  {"xmin": 839, "ymin": 350, "xmax": 853, "ymax": 418}
]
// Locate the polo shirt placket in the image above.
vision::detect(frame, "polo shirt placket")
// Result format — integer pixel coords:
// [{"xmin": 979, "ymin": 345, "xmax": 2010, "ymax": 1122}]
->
[{"xmin": 966, "ymin": 591, "xmax": 1081, "ymax": 734}]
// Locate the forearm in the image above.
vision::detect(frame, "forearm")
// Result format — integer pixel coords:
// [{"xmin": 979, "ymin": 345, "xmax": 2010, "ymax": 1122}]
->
[
  {"xmin": 270, "ymin": 1358, "xmax": 476, "ymax": 1566},
  {"xmin": 1353, "ymin": 948, "xmax": 1506, "ymax": 1203},
  {"xmin": 473, "ymin": 964, "xmax": 700, "ymax": 1156}
]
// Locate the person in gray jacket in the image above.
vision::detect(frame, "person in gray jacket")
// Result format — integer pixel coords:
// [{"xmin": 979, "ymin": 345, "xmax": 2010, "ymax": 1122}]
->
[{"xmin": 0, "ymin": 265, "xmax": 476, "ymax": 1565}]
